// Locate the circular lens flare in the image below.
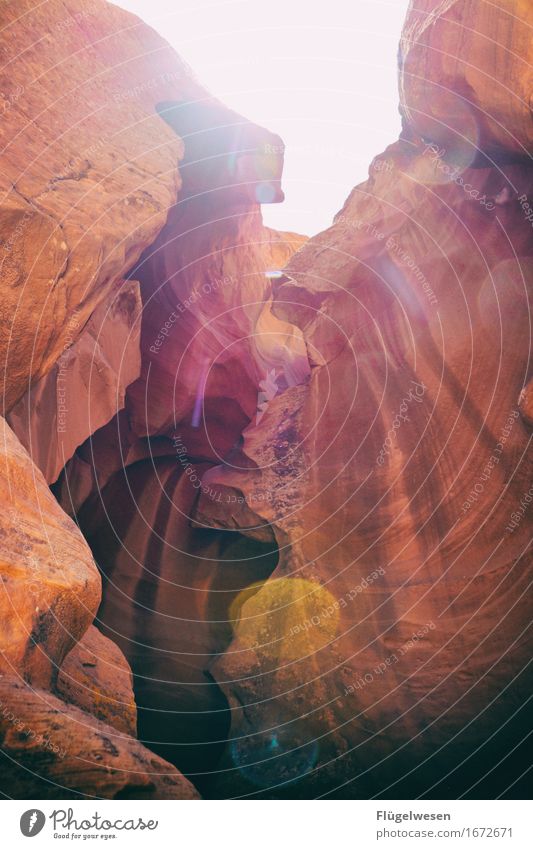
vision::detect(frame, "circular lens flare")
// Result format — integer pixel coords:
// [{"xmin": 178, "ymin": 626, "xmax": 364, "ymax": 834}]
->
[{"xmin": 230, "ymin": 577, "xmax": 340, "ymax": 662}]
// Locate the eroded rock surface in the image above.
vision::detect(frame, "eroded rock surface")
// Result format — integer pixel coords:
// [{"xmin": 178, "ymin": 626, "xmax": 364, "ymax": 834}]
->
[
  {"xmin": 0, "ymin": 0, "xmax": 291, "ymax": 413},
  {"xmin": 56, "ymin": 625, "xmax": 137, "ymax": 737},
  {"xmin": 2, "ymin": 0, "xmax": 531, "ymax": 802},
  {"xmin": 0, "ymin": 0, "xmax": 188, "ymax": 410},
  {"xmin": 58, "ymin": 100, "xmax": 307, "ymax": 785},
  {"xmin": 400, "ymin": 0, "xmax": 533, "ymax": 157},
  {"xmin": 192, "ymin": 4, "xmax": 533, "ymax": 799},
  {"xmin": 1, "ymin": 0, "xmax": 306, "ymax": 799},
  {"xmin": 0, "ymin": 677, "xmax": 199, "ymax": 799},
  {"xmin": 0, "ymin": 0, "xmax": 297, "ymax": 799},
  {"xmin": 0, "ymin": 417, "xmax": 100, "ymax": 690},
  {"xmin": 8, "ymin": 279, "xmax": 142, "ymax": 483}
]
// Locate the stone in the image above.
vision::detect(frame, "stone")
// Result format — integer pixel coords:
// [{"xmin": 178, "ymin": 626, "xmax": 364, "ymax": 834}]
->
[
  {"xmin": 8, "ymin": 279, "xmax": 142, "ymax": 483},
  {"xmin": 197, "ymin": 132, "xmax": 533, "ymax": 798},
  {"xmin": 0, "ymin": 677, "xmax": 199, "ymax": 799},
  {"xmin": 56, "ymin": 625, "xmax": 137, "ymax": 737},
  {"xmin": 399, "ymin": 0, "xmax": 533, "ymax": 157},
  {"xmin": 0, "ymin": 0, "xmax": 229, "ymax": 409},
  {"xmin": 518, "ymin": 378, "xmax": 533, "ymax": 427},
  {"xmin": 0, "ymin": 417, "xmax": 100, "ymax": 689},
  {"xmin": 3, "ymin": 0, "xmax": 531, "ymax": 803}
]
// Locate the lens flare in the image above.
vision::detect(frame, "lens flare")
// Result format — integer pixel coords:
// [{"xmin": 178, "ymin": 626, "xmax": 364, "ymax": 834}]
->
[{"xmin": 230, "ymin": 576, "xmax": 340, "ymax": 662}]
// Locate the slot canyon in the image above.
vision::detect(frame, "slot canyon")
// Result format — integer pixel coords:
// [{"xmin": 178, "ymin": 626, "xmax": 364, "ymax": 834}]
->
[{"xmin": 0, "ymin": 0, "xmax": 532, "ymax": 801}]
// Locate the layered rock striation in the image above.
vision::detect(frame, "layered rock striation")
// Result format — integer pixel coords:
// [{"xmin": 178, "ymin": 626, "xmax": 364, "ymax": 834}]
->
[
  {"xmin": 1, "ymin": 0, "xmax": 531, "ymax": 801},
  {"xmin": 192, "ymin": 0, "xmax": 533, "ymax": 798}
]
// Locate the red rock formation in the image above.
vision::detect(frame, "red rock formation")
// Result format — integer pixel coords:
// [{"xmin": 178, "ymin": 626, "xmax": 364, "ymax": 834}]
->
[
  {"xmin": 400, "ymin": 0, "xmax": 532, "ymax": 157},
  {"xmin": 190, "ymin": 1, "xmax": 533, "ymax": 799},
  {"xmin": 0, "ymin": 678, "xmax": 199, "ymax": 799},
  {"xmin": 125, "ymin": 98, "xmax": 307, "ymax": 447},
  {"xmin": 56, "ymin": 625, "xmax": 137, "ymax": 737},
  {"xmin": 2, "ymin": 0, "xmax": 531, "ymax": 803},
  {"xmin": 0, "ymin": 0, "xmax": 186, "ymax": 411},
  {"xmin": 77, "ymin": 457, "xmax": 279, "ymax": 780},
  {"xmin": 59, "ymin": 98, "xmax": 306, "ymax": 787},
  {"xmin": 8, "ymin": 279, "xmax": 142, "ymax": 483},
  {"xmin": 0, "ymin": 0, "xmax": 306, "ymax": 800},
  {"xmin": 0, "ymin": 417, "xmax": 100, "ymax": 690},
  {"xmin": 0, "ymin": 416, "xmax": 196, "ymax": 798},
  {"xmin": 0, "ymin": 0, "xmax": 297, "ymax": 799},
  {"xmin": 0, "ymin": 0, "xmax": 289, "ymax": 414}
]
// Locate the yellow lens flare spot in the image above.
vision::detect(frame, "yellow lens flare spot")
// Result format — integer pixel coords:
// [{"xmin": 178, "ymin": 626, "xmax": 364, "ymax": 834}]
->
[{"xmin": 230, "ymin": 577, "xmax": 340, "ymax": 663}]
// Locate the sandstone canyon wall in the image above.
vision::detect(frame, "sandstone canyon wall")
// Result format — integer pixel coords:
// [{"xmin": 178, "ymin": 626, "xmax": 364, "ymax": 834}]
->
[
  {"xmin": 0, "ymin": 0, "xmax": 301, "ymax": 798},
  {"xmin": 0, "ymin": 0, "xmax": 532, "ymax": 800},
  {"xmin": 195, "ymin": 0, "xmax": 533, "ymax": 797}
]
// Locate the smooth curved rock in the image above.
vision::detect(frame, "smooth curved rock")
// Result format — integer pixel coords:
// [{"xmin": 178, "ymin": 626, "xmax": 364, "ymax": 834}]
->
[
  {"xmin": 400, "ymin": 0, "xmax": 533, "ymax": 157},
  {"xmin": 0, "ymin": 0, "xmax": 221, "ymax": 409},
  {"xmin": 0, "ymin": 0, "xmax": 305, "ymax": 801},
  {"xmin": 126, "ymin": 101, "xmax": 307, "ymax": 447},
  {"xmin": 76, "ymin": 456, "xmax": 278, "ymax": 782},
  {"xmin": 56, "ymin": 625, "xmax": 137, "ymax": 737},
  {"xmin": 0, "ymin": 677, "xmax": 199, "ymax": 799},
  {"xmin": 8, "ymin": 279, "xmax": 142, "ymax": 483},
  {"xmin": 0, "ymin": 417, "xmax": 100, "ymax": 689},
  {"xmin": 518, "ymin": 377, "xmax": 533, "ymax": 427}
]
